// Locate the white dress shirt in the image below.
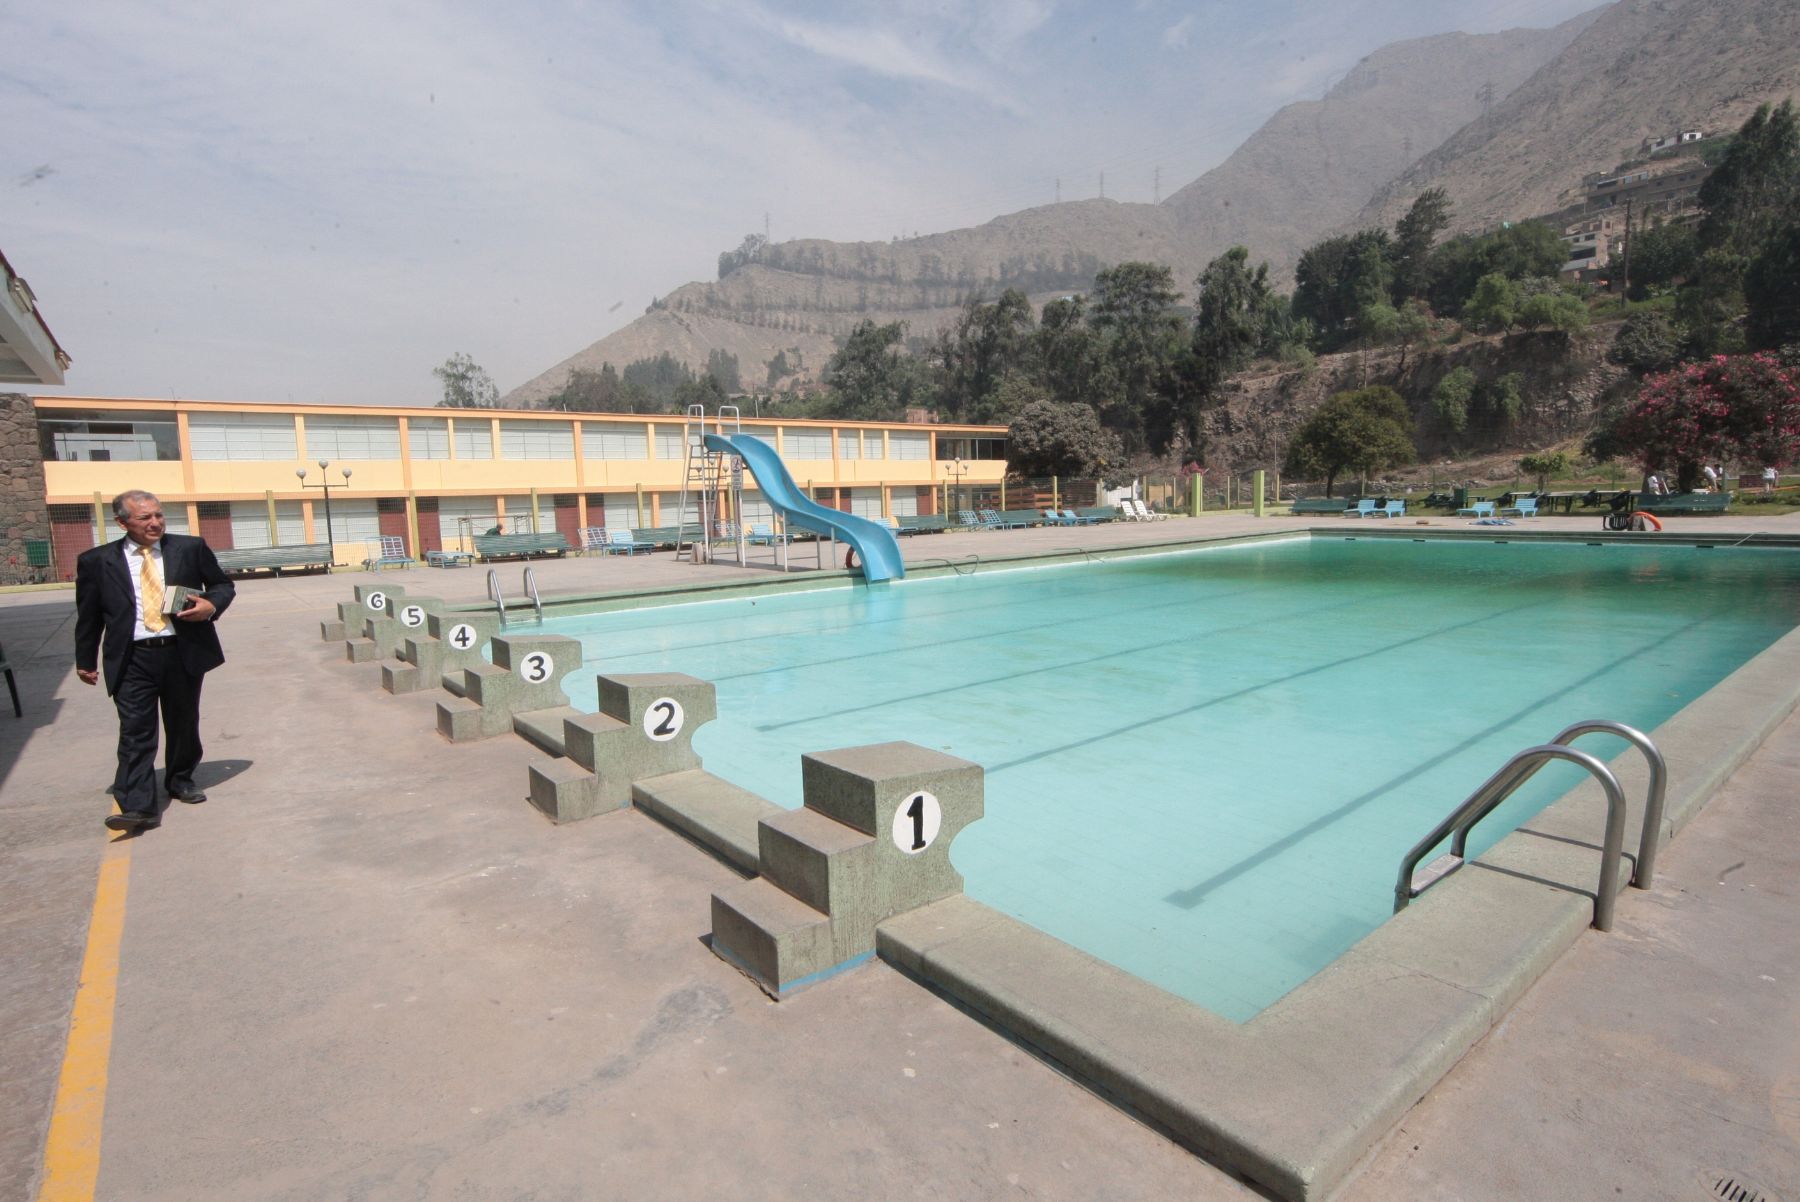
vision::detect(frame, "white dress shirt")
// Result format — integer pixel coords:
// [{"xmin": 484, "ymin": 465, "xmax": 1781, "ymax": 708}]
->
[{"xmin": 124, "ymin": 538, "xmax": 167, "ymax": 641}]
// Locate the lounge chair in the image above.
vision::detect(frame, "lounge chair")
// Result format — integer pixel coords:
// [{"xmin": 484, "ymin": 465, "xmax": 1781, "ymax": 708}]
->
[
  {"xmin": 1343, "ymin": 500, "xmax": 1378, "ymax": 518},
  {"xmin": 577, "ymin": 526, "xmax": 610, "ymax": 555},
  {"xmin": 1043, "ymin": 509, "xmax": 1076, "ymax": 526},
  {"xmin": 747, "ymin": 522, "xmax": 791, "ymax": 545},
  {"xmin": 957, "ymin": 509, "xmax": 998, "ymax": 530},
  {"xmin": 606, "ymin": 529, "xmax": 654, "ymax": 555},
  {"xmin": 1367, "ymin": 500, "xmax": 1406, "ymax": 519},
  {"xmin": 1061, "ymin": 509, "xmax": 1099, "ymax": 525},
  {"xmin": 981, "ymin": 508, "xmax": 1027, "ymax": 529},
  {"xmin": 1128, "ymin": 498, "xmax": 1169, "ymax": 521},
  {"xmin": 1499, "ymin": 497, "xmax": 1539, "ymax": 518},
  {"xmin": 1455, "ymin": 500, "xmax": 1497, "ymax": 518},
  {"xmin": 362, "ymin": 534, "xmax": 416, "ymax": 571}
]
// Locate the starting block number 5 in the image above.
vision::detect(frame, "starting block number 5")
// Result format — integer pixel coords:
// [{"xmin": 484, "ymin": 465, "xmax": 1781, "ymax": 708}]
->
[
  {"xmin": 891, "ymin": 791, "xmax": 941, "ymax": 855},
  {"xmin": 519, "ymin": 652, "xmax": 553, "ymax": 684},
  {"xmin": 643, "ymin": 697, "xmax": 684, "ymax": 742},
  {"xmin": 399, "ymin": 604, "xmax": 426, "ymax": 628}
]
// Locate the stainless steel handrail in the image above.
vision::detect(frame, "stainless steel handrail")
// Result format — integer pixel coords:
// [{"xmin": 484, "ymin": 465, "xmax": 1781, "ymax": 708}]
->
[
  {"xmin": 487, "ymin": 568, "xmax": 508, "ymax": 628},
  {"xmin": 1395, "ymin": 744, "xmax": 1629, "ymax": 931},
  {"xmin": 1549, "ymin": 720, "xmax": 1665, "ymax": 887},
  {"xmin": 522, "ymin": 566, "xmax": 544, "ymax": 623}
]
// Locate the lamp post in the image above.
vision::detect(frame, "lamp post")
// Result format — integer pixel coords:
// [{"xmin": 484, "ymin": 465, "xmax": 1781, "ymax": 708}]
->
[
  {"xmin": 297, "ymin": 460, "xmax": 352, "ymax": 566},
  {"xmin": 943, "ymin": 457, "xmax": 968, "ymax": 516}
]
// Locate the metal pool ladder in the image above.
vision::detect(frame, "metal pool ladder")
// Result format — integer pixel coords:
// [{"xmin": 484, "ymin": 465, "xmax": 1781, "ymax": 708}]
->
[
  {"xmin": 487, "ymin": 567, "xmax": 546, "ymax": 628},
  {"xmin": 1395, "ymin": 720, "xmax": 1666, "ymax": 932}
]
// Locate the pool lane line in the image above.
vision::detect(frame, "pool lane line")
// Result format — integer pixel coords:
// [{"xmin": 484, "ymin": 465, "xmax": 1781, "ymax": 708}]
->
[{"xmin": 35, "ymin": 840, "xmax": 132, "ymax": 1202}]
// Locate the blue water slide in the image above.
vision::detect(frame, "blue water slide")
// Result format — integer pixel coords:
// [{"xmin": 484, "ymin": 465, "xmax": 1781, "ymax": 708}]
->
[{"xmin": 703, "ymin": 433, "xmax": 906, "ymax": 582}]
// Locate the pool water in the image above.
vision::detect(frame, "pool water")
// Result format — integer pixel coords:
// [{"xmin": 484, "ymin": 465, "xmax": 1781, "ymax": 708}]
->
[{"xmin": 543, "ymin": 539, "xmax": 1800, "ymax": 1020}]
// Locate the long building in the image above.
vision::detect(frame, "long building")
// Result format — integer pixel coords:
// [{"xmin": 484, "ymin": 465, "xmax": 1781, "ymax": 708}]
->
[{"xmin": 17, "ymin": 396, "xmax": 1009, "ymax": 581}]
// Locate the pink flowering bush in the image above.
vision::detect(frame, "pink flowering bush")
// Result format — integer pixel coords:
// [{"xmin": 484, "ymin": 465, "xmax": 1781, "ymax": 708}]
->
[{"xmin": 1611, "ymin": 353, "xmax": 1800, "ymax": 492}]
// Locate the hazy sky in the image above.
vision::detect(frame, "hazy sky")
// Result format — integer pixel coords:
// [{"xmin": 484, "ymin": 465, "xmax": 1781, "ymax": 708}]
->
[{"xmin": 5, "ymin": 0, "xmax": 1602, "ymax": 406}]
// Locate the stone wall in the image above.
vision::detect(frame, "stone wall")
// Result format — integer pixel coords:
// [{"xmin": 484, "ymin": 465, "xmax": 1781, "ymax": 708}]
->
[{"xmin": 0, "ymin": 393, "xmax": 51, "ymax": 583}]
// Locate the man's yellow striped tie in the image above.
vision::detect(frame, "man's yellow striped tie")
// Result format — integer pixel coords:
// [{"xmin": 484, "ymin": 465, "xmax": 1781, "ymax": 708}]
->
[{"xmin": 140, "ymin": 547, "xmax": 166, "ymax": 633}]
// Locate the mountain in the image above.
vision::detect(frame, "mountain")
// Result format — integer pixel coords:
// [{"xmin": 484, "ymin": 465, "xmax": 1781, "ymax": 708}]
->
[
  {"xmin": 1354, "ymin": 0, "xmax": 1800, "ymax": 234},
  {"xmin": 501, "ymin": 14, "xmax": 1592, "ymax": 407}
]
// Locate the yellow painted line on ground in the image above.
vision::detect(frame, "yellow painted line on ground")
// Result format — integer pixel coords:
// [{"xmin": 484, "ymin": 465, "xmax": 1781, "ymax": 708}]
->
[{"xmin": 35, "ymin": 842, "xmax": 132, "ymax": 1202}]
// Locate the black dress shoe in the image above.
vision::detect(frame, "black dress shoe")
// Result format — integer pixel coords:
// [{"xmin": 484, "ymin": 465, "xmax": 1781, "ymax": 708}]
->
[
  {"xmin": 169, "ymin": 786, "xmax": 207, "ymax": 804},
  {"xmin": 104, "ymin": 812, "xmax": 160, "ymax": 832}
]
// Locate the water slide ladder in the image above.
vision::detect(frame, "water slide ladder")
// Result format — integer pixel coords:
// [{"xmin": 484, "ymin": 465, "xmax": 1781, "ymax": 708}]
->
[
  {"xmin": 1395, "ymin": 720, "xmax": 1666, "ymax": 932},
  {"xmin": 675, "ymin": 404, "xmax": 745, "ymax": 565}
]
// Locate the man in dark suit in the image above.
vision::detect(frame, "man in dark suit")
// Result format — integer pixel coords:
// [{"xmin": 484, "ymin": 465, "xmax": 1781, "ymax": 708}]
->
[{"xmin": 75, "ymin": 490, "xmax": 236, "ymax": 834}]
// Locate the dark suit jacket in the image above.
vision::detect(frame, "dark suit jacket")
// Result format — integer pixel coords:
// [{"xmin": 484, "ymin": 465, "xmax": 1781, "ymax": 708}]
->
[{"xmin": 75, "ymin": 534, "xmax": 236, "ymax": 696}]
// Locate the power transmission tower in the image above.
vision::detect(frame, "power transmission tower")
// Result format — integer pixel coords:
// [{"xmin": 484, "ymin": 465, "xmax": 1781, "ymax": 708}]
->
[
  {"xmin": 1154, "ymin": 166, "xmax": 1161, "ymax": 204},
  {"xmin": 1477, "ymin": 81, "xmax": 1495, "ymax": 111},
  {"xmin": 1099, "ymin": 171, "xmax": 1105, "ymax": 200},
  {"xmin": 1055, "ymin": 177, "xmax": 1061, "ymax": 204},
  {"xmin": 764, "ymin": 211, "xmax": 770, "ymax": 241}
]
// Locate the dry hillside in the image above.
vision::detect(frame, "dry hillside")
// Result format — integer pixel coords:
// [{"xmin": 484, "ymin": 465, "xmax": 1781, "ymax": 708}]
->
[{"xmin": 1356, "ymin": 0, "xmax": 1800, "ymax": 233}]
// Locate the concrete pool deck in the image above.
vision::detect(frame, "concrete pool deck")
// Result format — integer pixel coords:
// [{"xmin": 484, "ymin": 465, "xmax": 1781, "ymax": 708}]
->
[{"xmin": 4, "ymin": 510, "xmax": 1798, "ymax": 1201}]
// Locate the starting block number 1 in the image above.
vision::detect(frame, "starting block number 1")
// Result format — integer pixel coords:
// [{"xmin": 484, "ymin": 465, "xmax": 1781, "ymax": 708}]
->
[
  {"xmin": 643, "ymin": 697, "xmax": 684, "ymax": 742},
  {"xmin": 892, "ymin": 791, "xmax": 941, "ymax": 855}
]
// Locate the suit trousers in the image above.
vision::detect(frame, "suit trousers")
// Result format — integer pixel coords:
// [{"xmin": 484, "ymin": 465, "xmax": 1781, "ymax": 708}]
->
[{"xmin": 112, "ymin": 640, "xmax": 205, "ymax": 816}]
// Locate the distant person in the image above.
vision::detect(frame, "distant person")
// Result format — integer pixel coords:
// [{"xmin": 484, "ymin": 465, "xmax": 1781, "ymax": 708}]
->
[
  {"xmin": 1702, "ymin": 465, "xmax": 1720, "ymax": 491},
  {"xmin": 75, "ymin": 490, "xmax": 235, "ymax": 834},
  {"xmin": 1765, "ymin": 467, "xmax": 1779, "ymax": 494},
  {"xmin": 485, "ymin": 520, "xmax": 505, "ymax": 535},
  {"xmin": 1645, "ymin": 473, "xmax": 1665, "ymax": 496}
]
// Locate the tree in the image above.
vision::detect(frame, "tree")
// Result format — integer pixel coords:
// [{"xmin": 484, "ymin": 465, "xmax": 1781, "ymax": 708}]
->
[
  {"xmin": 434, "ymin": 353, "xmax": 499, "ymax": 408},
  {"xmin": 1515, "ymin": 289, "xmax": 1588, "ymax": 334},
  {"xmin": 1697, "ymin": 100, "xmax": 1800, "ymax": 259},
  {"xmin": 1609, "ymin": 311, "xmax": 1689, "ymax": 375},
  {"xmin": 1432, "ymin": 367, "xmax": 1477, "ymax": 435},
  {"xmin": 1608, "ymin": 352, "xmax": 1800, "ymax": 492},
  {"xmin": 1390, "ymin": 188, "xmax": 1452, "ymax": 303},
  {"xmin": 1087, "ymin": 262, "xmax": 1185, "ymax": 452},
  {"xmin": 1006, "ymin": 400, "xmax": 1120, "ymax": 478},
  {"xmin": 1518, "ymin": 451, "xmax": 1568, "ymax": 492},
  {"xmin": 1463, "ymin": 273, "xmax": 1519, "ymax": 332},
  {"xmin": 1293, "ymin": 230, "xmax": 1392, "ymax": 347},
  {"xmin": 1157, "ymin": 247, "xmax": 1273, "ymax": 452},
  {"xmin": 1282, "ymin": 386, "xmax": 1415, "ymax": 497},
  {"xmin": 1425, "ymin": 222, "xmax": 1566, "ymax": 315},
  {"xmin": 935, "ymin": 288, "xmax": 1035, "ymax": 422},
  {"xmin": 822, "ymin": 319, "xmax": 916, "ymax": 421},
  {"xmin": 1744, "ymin": 216, "xmax": 1800, "ymax": 351},
  {"xmin": 1625, "ymin": 222, "xmax": 1697, "ymax": 299},
  {"xmin": 705, "ymin": 348, "xmax": 741, "ymax": 393},
  {"xmin": 543, "ymin": 362, "xmax": 650, "ymax": 412}
]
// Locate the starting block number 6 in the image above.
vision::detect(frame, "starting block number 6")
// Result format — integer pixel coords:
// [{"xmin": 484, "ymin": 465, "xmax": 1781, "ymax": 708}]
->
[
  {"xmin": 399, "ymin": 604, "xmax": 426, "ymax": 628},
  {"xmin": 643, "ymin": 697, "xmax": 684, "ymax": 742},
  {"xmin": 891, "ymin": 791, "xmax": 942, "ymax": 855},
  {"xmin": 367, "ymin": 591, "xmax": 388, "ymax": 612},
  {"xmin": 519, "ymin": 652, "xmax": 553, "ymax": 684}
]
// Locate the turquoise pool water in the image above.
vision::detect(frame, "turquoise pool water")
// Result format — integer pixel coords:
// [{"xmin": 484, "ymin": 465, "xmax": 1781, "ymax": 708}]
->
[{"xmin": 543, "ymin": 538, "xmax": 1800, "ymax": 1020}]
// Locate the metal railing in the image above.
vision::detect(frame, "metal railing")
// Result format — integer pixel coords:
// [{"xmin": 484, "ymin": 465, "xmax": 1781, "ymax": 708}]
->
[
  {"xmin": 487, "ymin": 569, "xmax": 509, "ymax": 628},
  {"xmin": 1395, "ymin": 721, "xmax": 1666, "ymax": 932},
  {"xmin": 522, "ymin": 566, "xmax": 544, "ymax": 623}
]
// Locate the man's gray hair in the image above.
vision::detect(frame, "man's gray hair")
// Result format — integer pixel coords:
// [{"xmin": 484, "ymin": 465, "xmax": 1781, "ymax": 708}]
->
[{"xmin": 111, "ymin": 490, "xmax": 162, "ymax": 519}]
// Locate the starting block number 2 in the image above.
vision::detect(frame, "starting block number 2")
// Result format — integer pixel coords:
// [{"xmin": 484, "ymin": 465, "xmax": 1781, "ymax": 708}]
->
[{"xmin": 643, "ymin": 697, "xmax": 684, "ymax": 742}]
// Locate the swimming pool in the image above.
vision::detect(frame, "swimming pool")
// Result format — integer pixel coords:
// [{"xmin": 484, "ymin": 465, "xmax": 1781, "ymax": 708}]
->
[{"xmin": 542, "ymin": 537, "xmax": 1800, "ymax": 1019}]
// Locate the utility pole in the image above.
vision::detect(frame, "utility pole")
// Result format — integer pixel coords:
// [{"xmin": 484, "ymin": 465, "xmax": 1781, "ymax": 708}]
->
[
  {"xmin": 1099, "ymin": 171, "xmax": 1105, "ymax": 200},
  {"xmin": 1153, "ymin": 166, "xmax": 1161, "ymax": 204},
  {"xmin": 1055, "ymin": 177, "xmax": 1061, "ymax": 204},
  {"xmin": 1618, "ymin": 198, "xmax": 1633, "ymax": 310},
  {"xmin": 764, "ymin": 211, "xmax": 770, "ymax": 242}
]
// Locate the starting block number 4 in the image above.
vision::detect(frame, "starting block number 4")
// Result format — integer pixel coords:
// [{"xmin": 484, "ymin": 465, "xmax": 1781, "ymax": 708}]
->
[
  {"xmin": 892, "ymin": 791, "xmax": 941, "ymax": 855},
  {"xmin": 399, "ymin": 604, "xmax": 426, "ymax": 628},
  {"xmin": 643, "ymin": 697, "xmax": 684, "ymax": 742},
  {"xmin": 447, "ymin": 623, "xmax": 477, "ymax": 650},
  {"xmin": 519, "ymin": 652, "xmax": 554, "ymax": 684}
]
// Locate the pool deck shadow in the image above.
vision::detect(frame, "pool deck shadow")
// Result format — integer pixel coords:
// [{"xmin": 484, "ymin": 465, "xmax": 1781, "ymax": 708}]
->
[{"xmin": 4, "ymin": 511, "xmax": 1799, "ymax": 1202}]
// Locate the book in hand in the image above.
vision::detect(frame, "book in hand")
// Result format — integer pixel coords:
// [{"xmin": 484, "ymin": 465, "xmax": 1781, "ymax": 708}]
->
[{"xmin": 162, "ymin": 584, "xmax": 197, "ymax": 615}]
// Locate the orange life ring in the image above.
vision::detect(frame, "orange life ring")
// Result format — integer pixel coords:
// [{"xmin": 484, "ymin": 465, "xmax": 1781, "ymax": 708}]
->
[
  {"xmin": 845, "ymin": 545, "xmax": 860, "ymax": 570},
  {"xmin": 1629, "ymin": 510, "xmax": 1663, "ymax": 531}
]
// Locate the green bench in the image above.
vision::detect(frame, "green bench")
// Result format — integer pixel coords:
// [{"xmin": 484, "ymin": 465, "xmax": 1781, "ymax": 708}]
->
[
  {"xmin": 1290, "ymin": 498, "xmax": 1348, "ymax": 514},
  {"xmin": 1638, "ymin": 492, "xmax": 1731, "ymax": 515},
  {"xmin": 471, "ymin": 532, "xmax": 572, "ymax": 561},
  {"xmin": 214, "ymin": 543, "xmax": 334, "ymax": 577},
  {"xmin": 896, "ymin": 515, "xmax": 950, "ymax": 535},
  {"xmin": 999, "ymin": 509, "xmax": 1044, "ymax": 528},
  {"xmin": 1075, "ymin": 506, "xmax": 1117, "ymax": 524}
]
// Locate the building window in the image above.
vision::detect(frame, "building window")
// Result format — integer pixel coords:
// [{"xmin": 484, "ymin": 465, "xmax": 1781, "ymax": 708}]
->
[
  {"xmin": 838, "ymin": 431, "xmax": 860, "ymax": 459},
  {"xmin": 38, "ymin": 410, "xmax": 181, "ymax": 462},
  {"xmin": 581, "ymin": 425, "xmax": 648, "ymax": 460},
  {"xmin": 452, "ymin": 421, "xmax": 493, "ymax": 460},
  {"xmin": 783, "ymin": 430, "xmax": 833, "ymax": 459},
  {"xmin": 890, "ymin": 431, "xmax": 929, "ymax": 461},
  {"xmin": 500, "ymin": 421, "xmax": 574, "ymax": 460},
  {"xmin": 933, "ymin": 436, "xmax": 1006, "ymax": 460},
  {"xmin": 304, "ymin": 415, "xmax": 401, "ymax": 460},
  {"xmin": 408, "ymin": 418, "xmax": 451, "ymax": 460},
  {"xmin": 653, "ymin": 425, "xmax": 688, "ymax": 460},
  {"xmin": 188, "ymin": 412, "xmax": 299, "ymax": 461}
]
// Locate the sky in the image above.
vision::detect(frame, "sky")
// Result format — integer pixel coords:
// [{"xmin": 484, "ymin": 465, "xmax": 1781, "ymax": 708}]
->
[{"xmin": 4, "ymin": 0, "xmax": 1604, "ymax": 406}]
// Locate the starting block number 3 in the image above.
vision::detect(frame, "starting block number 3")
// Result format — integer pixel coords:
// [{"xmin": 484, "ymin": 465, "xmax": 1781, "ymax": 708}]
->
[
  {"xmin": 892, "ymin": 791, "xmax": 941, "ymax": 855},
  {"xmin": 643, "ymin": 697, "xmax": 684, "ymax": 742},
  {"xmin": 519, "ymin": 652, "xmax": 554, "ymax": 684}
]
